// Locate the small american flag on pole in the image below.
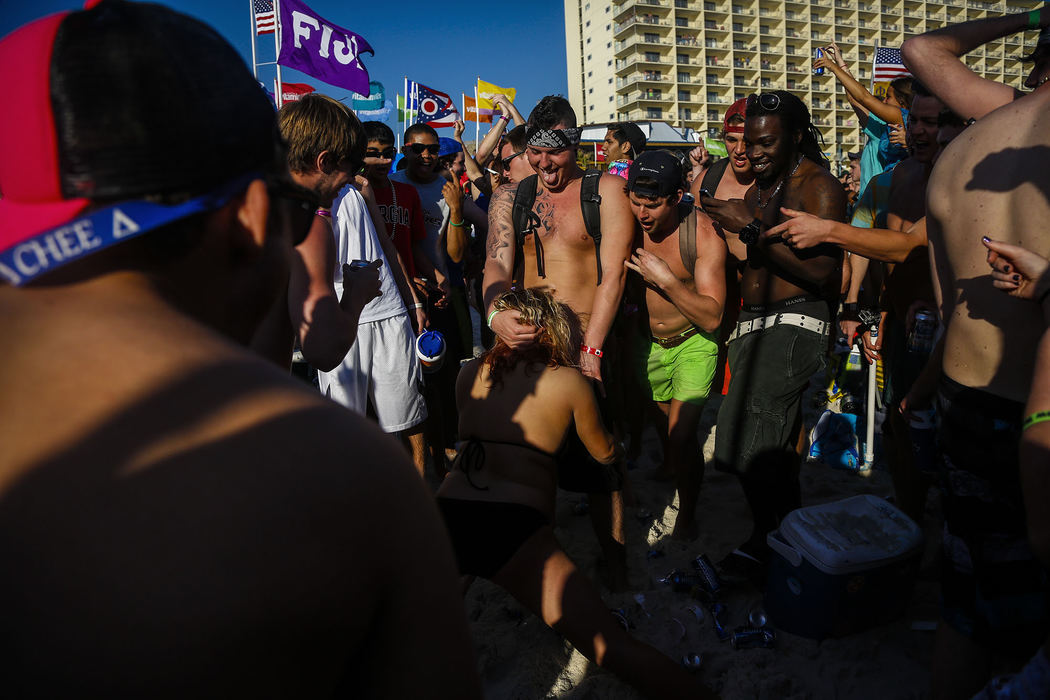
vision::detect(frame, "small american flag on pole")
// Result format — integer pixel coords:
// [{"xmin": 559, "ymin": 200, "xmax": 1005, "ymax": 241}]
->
[
  {"xmin": 872, "ymin": 47, "xmax": 911, "ymax": 82},
  {"xmin": 253, "ymin": 0, "xmax": 276, "ymax": 35}
]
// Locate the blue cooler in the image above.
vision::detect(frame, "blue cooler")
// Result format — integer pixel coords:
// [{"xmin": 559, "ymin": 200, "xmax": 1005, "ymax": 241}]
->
[{"xmin": 764, "ymin": 495, "xmax": 923, "ymax": 640}]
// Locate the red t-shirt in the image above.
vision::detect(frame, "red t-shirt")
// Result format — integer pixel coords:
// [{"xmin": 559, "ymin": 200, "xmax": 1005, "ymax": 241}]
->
[{"xmin": 371, "ymin": 180, "xmax": 426, "ymax": 278}]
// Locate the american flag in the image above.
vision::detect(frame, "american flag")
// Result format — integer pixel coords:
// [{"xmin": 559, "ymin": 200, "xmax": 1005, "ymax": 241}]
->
[
  {"xmin": 253, "ymin": 0, "xmax": 275, "ymax": 35},
  {"xmin": 872, "ymin": 47, "xmax": 911, "ymax": 82}
]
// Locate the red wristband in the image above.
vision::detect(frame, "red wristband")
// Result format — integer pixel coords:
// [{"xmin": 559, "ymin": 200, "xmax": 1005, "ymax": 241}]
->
[{"xmin": 580, "ymin": 344, "xmax": 603, "ymax": 358}]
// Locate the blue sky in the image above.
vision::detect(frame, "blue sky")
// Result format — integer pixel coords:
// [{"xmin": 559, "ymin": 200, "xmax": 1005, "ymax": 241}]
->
[{"xmin": 0, "ymin": 0, "xmax": 569, "ymax": 133}]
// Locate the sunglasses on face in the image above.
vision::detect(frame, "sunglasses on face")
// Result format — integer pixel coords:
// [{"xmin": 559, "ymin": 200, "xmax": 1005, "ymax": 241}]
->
[
  {"xmin": 499, "ymin": 149, "xmax": 526, "ymax": 171},
  {"xmin": 266, "ymin": 177, "xmax": 320, "ymax": 246},
  {"xmin": 407, "ymin": 143, "xmax": 441, "ymax": 155},
  {"xmin": 747, "ymin": 93, "xmax": 781, "ymax": 112},
  {"xmin": 365, "ymin": 147, "xmax": 397, "ymax": 160}
]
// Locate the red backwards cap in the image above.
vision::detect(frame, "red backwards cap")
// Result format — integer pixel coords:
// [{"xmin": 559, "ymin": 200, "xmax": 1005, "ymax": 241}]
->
[
  {"xmin": 0, "ymin": 11, "xmax": 93, "ymax": 256},
  {"xmin": 723, "ymin": 97, "xmax": 748, "ymax": 133}
]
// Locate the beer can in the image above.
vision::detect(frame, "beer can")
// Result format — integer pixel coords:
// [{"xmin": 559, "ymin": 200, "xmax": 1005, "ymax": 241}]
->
[
  {"xmin": 814, "ymin": 47, "xmax": 825, "ymax": 75},
  {"xmin": 731, "ymin": 626, "xmax": 777, "ymax": 649},
  {"xmin": 908, "ymin": 310, "xmax": 937, "ymax": 355},
  {"xmin": 691, "ymin": 554, "xmax": 724, "ymax": 595}
]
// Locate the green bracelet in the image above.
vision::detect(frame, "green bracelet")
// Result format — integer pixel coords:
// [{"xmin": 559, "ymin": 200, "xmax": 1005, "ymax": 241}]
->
[
  {"xmin": 486, "ymin": 309, "xmax": 500, "ymax": 328},
  {"xmin": 449, "ymin": 219, "xmax": 465, "ymax": 227},
  {"xmin": 1028, "ymin": 8, "xmax": 1041, "ymax": 30},
  {"xmin": 1023, "ymin": 410, "xmax": 1050, "ymax": 431}
]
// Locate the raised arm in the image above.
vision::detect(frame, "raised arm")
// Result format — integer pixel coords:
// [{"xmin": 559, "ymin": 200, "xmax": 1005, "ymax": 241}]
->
[
  {"xmin": 491, "ymin": 94, "xmax": 525, "ymax": 129},
  {"xmin": 453, "ymin": 120, "xmax": 490, "ymax": 196},
  {"xmin": 901, "ymin": 8, "xmax": 1044, "ymax": 120},
  {"xmin": 581, "ymin": 175, "xmax": 635, "ymax": 382},
  {"xmin": 823, "ymin": 44, "xmax": 870, "ymax": 124},
  {"xmin": 816, "ymin": 53, "xmax": 902, "ymax": 125}
]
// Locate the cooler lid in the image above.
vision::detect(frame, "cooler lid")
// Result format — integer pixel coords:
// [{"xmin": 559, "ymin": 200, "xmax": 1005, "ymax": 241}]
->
[{"xmin": 778, "ymin": 495, "xmax": 922, "ymax": 575}]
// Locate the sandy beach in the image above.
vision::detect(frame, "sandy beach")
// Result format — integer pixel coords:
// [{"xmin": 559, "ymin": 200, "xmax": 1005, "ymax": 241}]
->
[{"xmin": 457, "ymin": 391, "xmax": 940, "ymax": 699}]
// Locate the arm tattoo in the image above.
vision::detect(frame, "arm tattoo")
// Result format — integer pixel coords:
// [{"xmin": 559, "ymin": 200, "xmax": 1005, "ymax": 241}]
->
[{"xmin": 487, "ymin": 186, "xmax": 515, "ymax": 261}]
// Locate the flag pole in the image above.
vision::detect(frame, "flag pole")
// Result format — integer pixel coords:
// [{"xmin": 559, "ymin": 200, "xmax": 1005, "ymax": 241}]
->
[
  {"xmin": 273, "ymin": 0, "xmax": 284, "ymax": 107},
  {"xmin": 474, "ymin": 81, "xmax": 480, "ymax": 148},
  {"xmin": 870, "ymin": 44, "xmax": 878, "ymax": 92},
  {"xmin": 249, "ymin": 0, "xmax": 258, "ymax": 79}
]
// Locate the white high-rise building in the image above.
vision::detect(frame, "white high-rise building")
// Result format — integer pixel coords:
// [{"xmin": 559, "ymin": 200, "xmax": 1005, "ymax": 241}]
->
[{"xmin": 565, "ymin": 0, "xmax": 1040, "ymax": 159}]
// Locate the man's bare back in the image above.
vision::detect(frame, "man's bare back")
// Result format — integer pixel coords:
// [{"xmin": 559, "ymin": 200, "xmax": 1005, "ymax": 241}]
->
[
  {"xmin": 0, "ymin": 282, "xmax": 479, "ymax": 698},
  {"xmin": 926, "ymin": 87, "xmax": 1050, "ymax": 402}
]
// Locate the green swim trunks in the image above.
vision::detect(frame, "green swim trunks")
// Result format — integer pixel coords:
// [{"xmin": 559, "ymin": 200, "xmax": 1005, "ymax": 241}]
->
[{"xmin": 639, "ymin": 328, "xmax": 719, "ymax": 405}]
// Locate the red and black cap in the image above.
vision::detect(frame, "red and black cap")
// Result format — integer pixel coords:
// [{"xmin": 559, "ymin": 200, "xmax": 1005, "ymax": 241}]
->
[{"xmin": 0, "ymin": 0, "xmax": 276, "ymax": 285}]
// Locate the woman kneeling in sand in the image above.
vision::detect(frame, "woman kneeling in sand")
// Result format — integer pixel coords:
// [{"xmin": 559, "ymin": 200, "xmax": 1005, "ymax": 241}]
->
[{"xmin": 436, "ymin": 289, "xmax": 717, "ymax": 700}]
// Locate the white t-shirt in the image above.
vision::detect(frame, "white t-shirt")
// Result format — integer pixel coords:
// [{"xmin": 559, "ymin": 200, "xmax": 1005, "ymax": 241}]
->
[
  {"xmin": 332, "ymin": 186, "xmax": 405, "ymax": 324},
  {"xmin": 390, "ymin": 172, "xmax": 449, "ymax": 277}
]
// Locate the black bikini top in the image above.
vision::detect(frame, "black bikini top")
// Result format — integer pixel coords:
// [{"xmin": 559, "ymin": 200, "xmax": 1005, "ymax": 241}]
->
[{"xmin": 454, "ymin": 437, "xmax": 555, "ymax": 491}]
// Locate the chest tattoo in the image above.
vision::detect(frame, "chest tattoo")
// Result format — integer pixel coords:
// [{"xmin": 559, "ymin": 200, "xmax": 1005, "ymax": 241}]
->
[{"xmin": 533, "ymin": 195, "xmax": 556, "ymax": 236}]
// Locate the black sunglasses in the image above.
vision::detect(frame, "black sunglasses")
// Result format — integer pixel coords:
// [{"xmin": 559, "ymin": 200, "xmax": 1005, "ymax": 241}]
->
[
  {"xmin": 266, "ymin": 177, "xmax": 320, "ymax": 246},
  {"xmin": 747, "ymin": 93, "xmax": 781, "ymax": 112},
  {"xmin": 365, "ymin": 146, "xmax": 397, "ymax": 160},
  {"xmin": 407, "ymin": 143, "xmax": 441, "ymax": 155},
  {"xmin": 500, "ymin": 149, "xmax": 526, "ymax": 171}
]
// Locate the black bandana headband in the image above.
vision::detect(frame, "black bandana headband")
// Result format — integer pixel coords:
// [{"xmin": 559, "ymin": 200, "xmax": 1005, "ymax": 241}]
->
[{"xmin": 525, "ymin": 126, "xmax": 581, "ymax": 149}]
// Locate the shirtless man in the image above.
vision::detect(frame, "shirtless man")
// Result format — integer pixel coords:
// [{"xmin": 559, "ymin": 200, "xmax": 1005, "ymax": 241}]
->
[
  {"xmin": 623, "ymin": 152, "xmax": 727, "ymax": 540},
  {"xmin": 902, "ymin": 6, "xmax": 1050, "ymax": 122},
  {"xmin": 921, "ymin": 60, "xmax": 1050, "ymax": 700},
  {"xmin": 689, "ymin": 98, "xmax": 754, "ymax": 391},
  {"xmin": 766, "ymin": 84, "xmax": 955, "ymax": 521},
  {"xmin": 483, "ymin": 95, "xmax": 634, "ymax": 588},
  {"xmin": 0, "ymin": 3, "xmax": 480, "ymax": 697},
  {"xmin": 702, "ymin": 91, "xmax": 847, "ymax": 578}
]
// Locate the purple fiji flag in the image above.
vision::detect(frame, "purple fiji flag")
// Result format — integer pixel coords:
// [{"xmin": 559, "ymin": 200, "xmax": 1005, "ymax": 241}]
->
[{"xmin": 277, "ymin": 0, "xmax": 373, "ymax": 95}]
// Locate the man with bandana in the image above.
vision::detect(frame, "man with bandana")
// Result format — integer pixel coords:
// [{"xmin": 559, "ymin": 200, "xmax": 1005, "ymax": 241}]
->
[
  {"xmin": 483, "ymin": 95, "xmax": 635, "ymax": 590},
  {"xmin": 902, "ymin": 7, "xmax": 1050, "ymax": 121},
  {"xmin": 701, "ymin": 91, "xmax": 847, "ymax": 582}
]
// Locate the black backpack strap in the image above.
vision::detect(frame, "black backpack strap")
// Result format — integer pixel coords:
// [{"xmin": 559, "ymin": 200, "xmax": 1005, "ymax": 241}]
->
[
  {"xmin": 580, "ymin": 169, "xmax": 603, "ymax": 284},
  {"xmin": 511, "ymin": 175, "xmax": 543, "ymax": 280},
  {"xmin": 678, "ymin": 204, "xmax": 697, "ymax": 273},
  {"xmin": 701, "ymin": 157, "xmax": 730, "ymax": 195}
]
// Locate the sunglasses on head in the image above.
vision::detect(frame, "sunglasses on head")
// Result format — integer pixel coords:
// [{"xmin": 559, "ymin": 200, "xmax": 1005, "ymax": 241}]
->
[
  {"xmin": 365, "ymin": 146, "xmax": 397, "ymax": 160},
  {"xmin": 500, "ymin": 149, "xmax": 526, "ymax": 171},
  {"xmin": 266, "ymin": 176, "xmax": 321, "ymax": 246},
  {"xmin": 747, "ymin": 93, "xmax": 781, "ymax": 112},
  {"xmin": 407, "ymin": 143, "xmax": 441, "ymax": 155}
]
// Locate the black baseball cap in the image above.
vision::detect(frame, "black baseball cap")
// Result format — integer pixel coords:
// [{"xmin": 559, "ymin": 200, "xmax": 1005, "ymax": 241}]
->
[{"xmin": 626, "ymin": 150, "xmax": 683, "ymax": 197}]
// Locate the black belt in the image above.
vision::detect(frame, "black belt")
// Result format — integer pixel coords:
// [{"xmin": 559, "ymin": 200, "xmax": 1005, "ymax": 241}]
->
[{"xmin": 652, "ymin": 326, "xmax": 699, "ymax": 349}]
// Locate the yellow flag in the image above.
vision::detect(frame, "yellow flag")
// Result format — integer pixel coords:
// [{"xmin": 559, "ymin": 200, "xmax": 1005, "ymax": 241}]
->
[{"xmin": 476, "ymin": 79, "xmax": 517, "ymax": 112}]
